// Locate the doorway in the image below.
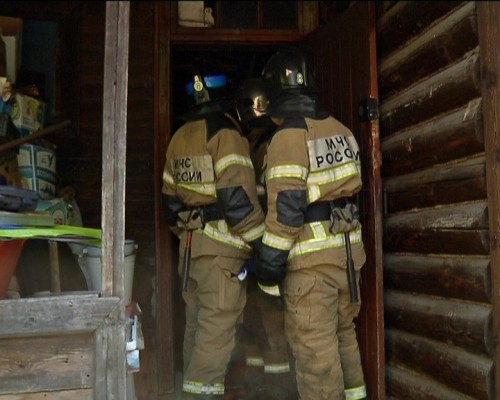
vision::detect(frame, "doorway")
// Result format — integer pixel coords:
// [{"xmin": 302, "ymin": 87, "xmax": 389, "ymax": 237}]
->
[{"xmin": 156, "ymin": 2, "xmax": 383, "ymax": 398}]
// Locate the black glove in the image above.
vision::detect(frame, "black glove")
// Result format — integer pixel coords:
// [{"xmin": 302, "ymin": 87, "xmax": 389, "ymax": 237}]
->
[
  {"xmin": 255, "ymin": 252, "xmax": 287, "ymax": 310},
  {"xmin": 255, "ymin": 254, "xmax": 287, "ymax": 286}
]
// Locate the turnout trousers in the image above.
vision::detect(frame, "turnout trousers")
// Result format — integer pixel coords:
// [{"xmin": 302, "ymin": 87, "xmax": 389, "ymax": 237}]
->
[
  {"xmin": 243, "ymin": 276, "xmax": 290, "ymax": 373},
  {"xmin": 283, "ymin": 262, "xmax": 365, "ymax": 400},
  {"xmin": 181, "ymin": 254, "xmax": 247, "ymax": 396}
]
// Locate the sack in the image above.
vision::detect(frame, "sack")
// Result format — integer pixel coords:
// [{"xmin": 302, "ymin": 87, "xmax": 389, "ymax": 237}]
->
[{"xmin": 329, "ymin": 202, "xmax": 360, "ymax": 234}]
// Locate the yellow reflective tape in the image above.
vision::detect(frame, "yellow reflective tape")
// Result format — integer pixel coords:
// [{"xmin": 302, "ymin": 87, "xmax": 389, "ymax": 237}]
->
[
  {"xmin": 240, "ymin": 222, "xmax": 265, "ymax": 243},
  {"xmin": 202, "ymin": 223, "xmax": 252, "ymax": 251},
  {"xmin": 345, "ymin": 385, "xmax": 367, "ymax": 400},
  {"xmin": 288, "ymin": 229, "xmax": 362, "ymax": 259},
  {"xmin": 162, "ymin": 170, "xmax": 174, "ymax": 185},
  {"xmin": 257, "ymin": 282, "xmax": 281, "ymax": 296},
  {"xmin": 307, "ymin": 161, "xmax": 360, "ymax": 185},
  {"xmin": 266, "ymin": 165, "xmax": 308, "ymax": 181},
  {"xmin": 246, "ymin": 356, "xmax": 264, "ymax": 367},
  {"xmin": 308, "ymin": 185, "xmax": 321, "ymax": 203},
  {"xmin": 309, "ymin": 221, "xmax": 326, "ymax": 239},
  {"xmin": 214, "ymin": 154, "xmax": 253, "ymax": 175},
  {"xmin": 177, "ymin": 182, "xmax": 217, "ymax": 197},
  {"xmin": 182, "ymin": 380, "xmax": 224, "ymax": 395},
  {"xmin": 216, "ymin": 219, "xmax": 227, "ymax": 232},
  {"xmin": 262, "ymin": 231, "xmax": 295, "ymax": 250},
  {"xmin": 264, "ymin": 362, "xmax": 290, "ymax": 374}
]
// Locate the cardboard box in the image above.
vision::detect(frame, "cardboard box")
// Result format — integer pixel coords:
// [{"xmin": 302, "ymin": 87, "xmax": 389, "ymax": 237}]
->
[
  {"xmin": 11, "ymin": 93, "xmax": 46, "ymax": 136},
  {"xmin": 0, "ymin": 93, "xmax": 46, "ymax": 137},
  {"xmin": 0, "ymin": 150, "xmax": 21, "ymax": 187},
  {"xmin": 0, "ymin": 17, "xmax": 22, "ymax": 84},
  {"xmin": 178, "ymin": 1, "xmax": 214, "ymax": 27},
  {"xmin": 17, "ymin": 143, "xmax": 56, "ymax": 199},
  {"xmin": 36, "ymin": 198, "xmax": 69, "ymax": 225}
]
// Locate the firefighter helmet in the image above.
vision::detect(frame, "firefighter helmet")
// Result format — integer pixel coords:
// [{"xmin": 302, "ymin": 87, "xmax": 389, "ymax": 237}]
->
[
  {"xmin": 185, "ymin": 72, "xmax": 229, "ymax": 109},
  {"xmin": 180, "ymin": 61, "xmax": 235, "ymax": 120},
  {"xmin": 261, "ymin": 46, "xmax": 317, "ymax": 101},
  {"xmin": 235, "ymin": 78, "xmax": 269, "ymax": 124}
]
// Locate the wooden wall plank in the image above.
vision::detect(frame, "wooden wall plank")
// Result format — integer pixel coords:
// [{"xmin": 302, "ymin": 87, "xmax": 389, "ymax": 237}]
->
[
  {"xmin": 386, "ymin": 363, "xmax": 477, "ymax": 400},
  {"xmin": 384, "ymin": 229, "xmax": 488, "ymax": 255},
  {"xmin": 386, "ymin": 329, "xmax": 493, "ymax": 399},
  {"xmin": 384, "ymin": 254, "xmax": 491, "ymax": 303},
  {"xmin": 385, "ymin": 290, "xmax": 492, "ymax": 354},
  {"xmin": 385, "ymin": 200, "xmax": 488, "ymax": 229},
  {"xmin": 383, "ymin": 155, "xmax": 486, "ymax": 213},
  {"xmin": 0, "ymin": 296, "xmax": 118, "ymax": 337},
  {"xmin": 381, "ymin": 98, "xmax": 483, "ymax": 176},
  {"xmin": 379, "ymin": 48, "xmax": 481, "ymax": 136},
  {"xmin": 0, "ymin": 389, "xmax": 93, "ymax": 400},
  {"xmin": 378, "ymin": 2, "xmax": 477, "ymax": 99},
  {"xmin": 0, "ymin": 334, "xmax": 93, "ymax": 394},
  {"xmin": 376, "ymin": 1, "xmax": 466, "ymax": 61},
  {"xmin": 384, "ymin": 201, "xmax": 490, "ymax": 254}
]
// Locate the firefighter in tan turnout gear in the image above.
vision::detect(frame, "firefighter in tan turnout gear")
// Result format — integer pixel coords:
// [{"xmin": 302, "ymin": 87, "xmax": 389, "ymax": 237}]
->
[
  {"xmin": 235, "ymin": 77, "xmax": 291, "ymax": 376},
  {"xmin": 162, "ymin": 64, "xmax": 265, "ymax": 400},
  {"xmin": 256, "ymin": 47, "xmax": 368, "ymax": 400}
]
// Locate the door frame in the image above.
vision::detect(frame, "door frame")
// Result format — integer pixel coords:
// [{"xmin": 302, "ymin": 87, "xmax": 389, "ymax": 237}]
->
[{"xmin": 154, "ymin": 2, "xmax": 385, "ymax": 397}]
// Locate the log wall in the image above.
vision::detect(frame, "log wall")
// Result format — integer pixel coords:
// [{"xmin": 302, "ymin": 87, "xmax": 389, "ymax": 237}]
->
[{"xmin": 377, "ymin": 2, "xmax": 494, "ymax": 399}]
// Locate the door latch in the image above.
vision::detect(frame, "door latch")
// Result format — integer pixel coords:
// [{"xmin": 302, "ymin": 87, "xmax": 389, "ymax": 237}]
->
[{"xmin": 358, "ymin": 97, "xmax": 379, "ymax": 122}]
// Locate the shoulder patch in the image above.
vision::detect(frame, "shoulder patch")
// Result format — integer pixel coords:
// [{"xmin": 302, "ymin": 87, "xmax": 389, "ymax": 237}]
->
[{"xmin": 205, "ymin": 114, "xmax": 239, "ymax": 141}]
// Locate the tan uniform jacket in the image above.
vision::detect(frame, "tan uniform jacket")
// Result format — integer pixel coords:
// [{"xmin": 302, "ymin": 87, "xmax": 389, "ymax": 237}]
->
[
  {"xmin": 260, "ymin": 115, "xmax": 364, "ymax": 274},
  {"xmin": 162, "ymin": 112, "xmax": 265, "ymax": 260}
]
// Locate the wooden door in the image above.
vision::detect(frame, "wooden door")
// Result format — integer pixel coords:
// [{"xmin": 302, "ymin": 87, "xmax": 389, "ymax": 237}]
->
[{"xmin": 300, "ymin": 2, "xmax": 385, "ymax": 398}]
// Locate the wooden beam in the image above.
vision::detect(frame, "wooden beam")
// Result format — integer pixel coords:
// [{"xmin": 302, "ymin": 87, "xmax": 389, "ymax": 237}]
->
[
  {"xmin": 0, "ymin": 120, "xmax": 71, "ymax": 154},
  {"xmin": 386, "ymin": 362, "xmax": 481, "ymax": 400},
  {"xmin": 477, "ymin": 2, "xmax": 500, "ymax": 399},
  {"xmin": 378, "ymin": 2, "xmax": 477, "ymax": 100},
  {"xmin": 379, "ymin": 49, "xmax": 481, "ymax": 136},
  {"xmin": 385, "ymin": 290, "xmax": 492, "ymax": 354},
  {"xmin": 0, "ymin": 296, "xmax": 118, "ymax": 337},
  {"xmin": 383, "ymin": 155, "xmax": 486, "ymax": 213},
  {"xmin": 384, "ymin": 253, "xmax": 491, "ymax": 303},
  {"xmin": 384, "ymin": 201, "xmax": 490, "ymax": 254},
  {"xmin": 386, "ymin": 329, "xmax": 493, "ymax": 399},
  {"xmin": 377, "ymin": 1, "xmax": 466, "ymax": 61},
  {"xmin": 100, "ymin": 2, "xmax": 130, "ymax": 399},
  {"xmin": 381, "ymin": 99, "xmax": 484, "ymax": 177}
]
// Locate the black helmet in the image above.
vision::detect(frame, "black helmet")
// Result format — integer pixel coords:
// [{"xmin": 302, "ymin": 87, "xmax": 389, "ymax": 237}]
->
[
  {"xmin": 180, "ymin": 68, "xmax": 235, "ymax": 120},
  {"xmin": 262, "ymin": 47, "xmax": 317, "ymax": 101},
  {"xmin": 185, "ymin": 72, "xmax": 229, "ymax": 109},
  {"xmin": 235, "ymin": 78, "xmax": 269, "ymax": 124}
]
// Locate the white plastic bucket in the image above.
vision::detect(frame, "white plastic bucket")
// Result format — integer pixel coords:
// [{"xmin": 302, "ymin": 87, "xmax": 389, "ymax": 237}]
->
[
  {"xmin": 85, "ymin": 240, "xmax": 137, "ymax": 258},
  {"xmin": 75, "ymin": 240, "xmax": 137, "ymax": 305}
]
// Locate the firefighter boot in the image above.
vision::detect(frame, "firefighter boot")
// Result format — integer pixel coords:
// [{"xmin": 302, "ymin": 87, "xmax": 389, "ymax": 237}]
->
[
  {"xmin": 181, "ymin": 393, "xmax": 223, "ymax": 400},
  {"xmin": 344, "ymin": 385, "xmax": 367, "ymax": 400}
]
